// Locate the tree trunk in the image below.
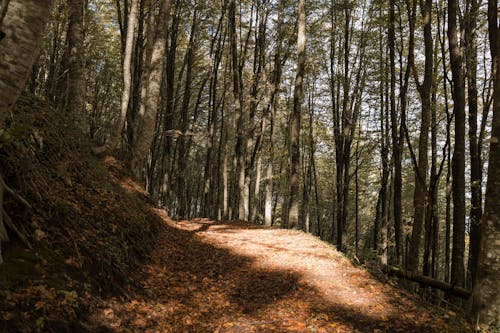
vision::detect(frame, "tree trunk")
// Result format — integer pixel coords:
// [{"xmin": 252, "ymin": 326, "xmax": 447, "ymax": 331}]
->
[
  {"xmin": 177, "ymin": 6, "xmax": 197, "ymax": 219},
  {"xmin": 464, "ymin": 0, "xmax": 482, "ymax": 288},
  {"xmin": 93, "ymin": 0, "xmax": 139, "ymax": 155},
  {"xmin": 132, "ymin": 0, "xmax": 171, "ymax": 172},
  {"xmin": 229, "ymin": 0, "xmax": 248, "ymax": 221},
  {"xmin": 407, "ymin": 0, "xmax": 432, "ymax": 274},
  {"xmin": 470, "ymin": 0, "xmax": 500, "ymax": 327},
  {"xmin": 67, "ymin": 0, "xmax": 86, "ymax": 130},
  {"xmin": 448, "ymin": 0, "xmax": 466, "ymax": 288},
  {"xmin": 389, "ymin": 0, "xmax": 402, "ymax": 265},
  {"xmin": 0, "ymin": 0, "xmax": 53, "ymax": 264},
  {"xmin": 287, "ymin": 0, "xmax": 306, "ymax": 229}
]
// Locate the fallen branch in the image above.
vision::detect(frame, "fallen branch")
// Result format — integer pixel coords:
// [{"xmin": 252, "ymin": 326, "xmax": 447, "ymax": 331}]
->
[{"xmin": 382, "ymin": 265, "xmax": 471, "ymax": 299}]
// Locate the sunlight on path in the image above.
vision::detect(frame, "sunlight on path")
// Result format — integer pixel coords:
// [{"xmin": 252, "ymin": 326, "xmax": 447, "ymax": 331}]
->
[{"xmin": 91, "ymin": 215, "xmax": 469, "ymax": 333}]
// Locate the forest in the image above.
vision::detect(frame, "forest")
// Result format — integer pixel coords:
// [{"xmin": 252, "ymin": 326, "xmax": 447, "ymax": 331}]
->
[{"xmin": 0, "ymin": 0, "xmax": 499, "ymax": 331}]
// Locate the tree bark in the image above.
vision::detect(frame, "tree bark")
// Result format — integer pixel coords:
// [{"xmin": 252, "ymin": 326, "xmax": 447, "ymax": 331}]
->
[
  {"xmin": 448, "ymin": 0, "xmax": 466, "ymax": 288},
  {"xmin": 464, "ymin": 0, "xmax": 482, "ymax": 289},
  {"xmin": 67, "ymin": 0, "xmax": 86, "ymax": 130},
  {"xmin": 287, "ymin": 0, "xmax": 306, "ymax": 229},
  {"xmin": 0, "ymin": 0, "xmax": 10, "ymax": 29},
  {"xmin": 0, "ymin": 0, "xmax": 53, "ymax": 263},
  {"xmin": 389, "ymin": 0, "xmax": 402, "ymax": 265},
  {"xmin": 131, "ymin": 0, "xmax": 171, "ymax": 171},
  {"xmin": 407, "ymin": 0, "xmax": 432, "ymax": 274},
  {"xmin": 93, "ymin": 0, "xmax": 139, "ymax": 155},
  {"xmin": 470, "ymin": 0, "xmax": 500, "ymax": 327}
]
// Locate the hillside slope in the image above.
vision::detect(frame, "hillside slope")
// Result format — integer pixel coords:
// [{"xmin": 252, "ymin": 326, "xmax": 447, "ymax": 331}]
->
[
  {"xmin": 0, "ymin": 96, "xmax": 163, "ymax": 332},
  {"xmin": 0, "ymin": 97, "xmax": 471, "ymax": 332}
]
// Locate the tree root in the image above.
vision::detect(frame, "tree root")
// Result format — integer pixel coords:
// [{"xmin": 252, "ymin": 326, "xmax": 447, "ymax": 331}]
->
[
  {"xmin": 0, "ymin": 175, "xmax": 32, "ymax": 210},
  {"xmin": 3, "ymin": 209, "xmax": 31, "ymax": 249},
  {"xmin": 0, "ymin": 173, "xmax": 33, "ymax": 265}
]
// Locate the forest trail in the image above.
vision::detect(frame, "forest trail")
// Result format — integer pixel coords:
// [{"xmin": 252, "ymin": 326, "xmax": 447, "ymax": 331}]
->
[{"xmin": 90, "ymin": 212, "xmax": 469, "ymax": 333}]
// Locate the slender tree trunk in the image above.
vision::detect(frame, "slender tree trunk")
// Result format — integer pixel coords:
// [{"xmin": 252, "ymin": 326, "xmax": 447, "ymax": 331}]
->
[
  {"xmin": 389, "ymin": 0, "xmax": 402, "ymax": 265},
  {"xmin": 67, "ymin": 0, "xmax": 86, "ymax": 129},
  {"xmin": 177, "ymin": 6, "xmax": 198, "ymax": 218},
  {"xmin": 470, "ymin": 0, "xmax": 500, "ymax": 327},
  {"xmin": 264, "ymin": 0, "xmax": 284, "ymax": 227},
  {"xmin": 94, "ymin": 0, "xmax": 139, "ymax": 155},
  {"xmin": 465, "ymin": 0, "xmax": 482, "ymax": 288},
  {"xmin": 287, "ymin": 0, "xmax": 306, "ymax": 229},
  {"xmin": 437, "ymin": 0, "xmax": 452, "ymax": 282},
  {"xmin": 407, "ymin": 0, "xmax": 432, "ymax": 274},
  {"xmin": 229, "ymin": 0, "xmax": 248, "ymax": 220},
  {"xmin": 355, "ymin": 140, "xmax": 359, "ymax": 257},
  {"xmin": 448, "ymin": 0, "xmax": 466, "ymax": 288}
]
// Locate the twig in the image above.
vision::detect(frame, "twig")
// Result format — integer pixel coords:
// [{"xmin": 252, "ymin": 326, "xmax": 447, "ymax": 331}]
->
[{"xmin": 246, "ymin": 320, "xmax": 282, "ymax": 325}]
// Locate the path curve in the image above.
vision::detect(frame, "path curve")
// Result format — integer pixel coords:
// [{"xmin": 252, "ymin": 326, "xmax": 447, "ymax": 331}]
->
[{"xmin": 91, "ymin": 213, "xmax": 470, "ymax": 333}]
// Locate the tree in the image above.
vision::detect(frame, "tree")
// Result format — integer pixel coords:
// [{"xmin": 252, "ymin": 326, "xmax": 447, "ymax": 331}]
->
[
  {"xmin": 229, "ymin": 0, "xmax": 247, "ymax": 220},
  {"xmin": 93, "ymin": 0, "xmax": 139, "ymax": 155},
  {"xmin": 448, "ymin": 0, "xmax": 466, "ymax": 288},
  {"xmin": 131, "ymin": 0, "xmax": 171, "ymax": 171},
  {"xmin": 470, "ymin": 0, "xmax": 500, "ymax": 327},
  {"xmin": 464, "ymin": 0, "xmax": 482, "ymax": 288},
  {"xmin": 388, "ymin": 0, "xmax": 403, "ymax": 265},
  {"xmin": 0, "ymin": 0, "xmax": 54, "ymax": 263},
  {"xmin": 67, "ymin": 0, "xmax": 86, "ymax": 129},
  {"xmin": 407, "ymin": 0, "xmax": 433, "ymax": 274},
  {"xmin": 288, "ymin": 0, "xmax": 306, "ymax": 229}
]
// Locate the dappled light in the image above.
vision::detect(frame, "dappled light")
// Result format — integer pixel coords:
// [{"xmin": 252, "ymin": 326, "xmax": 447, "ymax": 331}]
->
[{"xmin": 88, "ymin": 215, "xmax": 468, "ymax": 332}]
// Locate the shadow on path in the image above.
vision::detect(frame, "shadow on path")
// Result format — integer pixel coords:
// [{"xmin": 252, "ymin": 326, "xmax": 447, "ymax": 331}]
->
[{"xmin": 89, "ymin": 216, "xmax": 471, "ymax": 333}]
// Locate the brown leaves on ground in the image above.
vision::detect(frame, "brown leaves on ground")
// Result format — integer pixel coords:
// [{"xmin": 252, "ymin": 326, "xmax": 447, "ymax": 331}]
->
[{"xmin": 89, "ymin": 216, "xmax": 471, "ymax": 333}]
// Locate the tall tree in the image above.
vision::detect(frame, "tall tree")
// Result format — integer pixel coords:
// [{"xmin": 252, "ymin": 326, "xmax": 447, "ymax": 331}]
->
[
  {"xmin": 448, "ymin": 0, "xmax": 466, "ymax": 288},
  {"xmin": 388, "ymin": 0, "xmax": 403, "ymax": 265},
  {"xmin": 264, "ymin": 0, "xmax": 285, "ymax": 227},
  {"xmin": 229, "ymin": 0, "xmax": 248, "ymax": 220},
  {"xmin": 93, "ymin": 0, "xmax": 139, "ymax": 155},
  {"xmin": 470, "ymin": 0, "xmax": 500, "ymax": 327},
  {"xmin": 131, "ymin": 0, "xmax": 171, "ymax": 171},
  {"xmin": 407, "ymin": 0, "xmax": 433, "ymax": 274},
  {"xmin": 288, "ymin": 0, "xmax": 306, "ymax": 229},
  {"xmin": 67, "ymin": 0, "xmax": 86, "ymax": 129},
  {"xmin": 464, "ymin": 0, "xmax": 482, "ymax": 288}
]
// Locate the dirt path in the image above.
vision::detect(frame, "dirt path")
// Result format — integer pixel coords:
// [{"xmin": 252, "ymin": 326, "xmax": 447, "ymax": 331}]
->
[{"xmin": 91, "ymin": 213, "xmax": 470, "ymax": 333}]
